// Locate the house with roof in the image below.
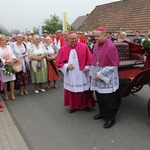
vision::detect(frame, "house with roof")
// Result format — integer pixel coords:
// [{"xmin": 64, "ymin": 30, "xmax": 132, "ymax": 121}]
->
[
  {"xmin": 78, "ymin": 0, "xmax": 150, "ymax": 35},
  {"xmin": 71, "ymin": 14, "xmax": 89, "ymax": 30}
]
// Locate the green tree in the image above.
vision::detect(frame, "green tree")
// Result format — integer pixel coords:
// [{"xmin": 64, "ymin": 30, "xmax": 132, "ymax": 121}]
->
[
  {"xmin": 67, "ymin": 24, "xmax": 77, "ymax": 31},
  {"xmin": 0, "ymin": 23, "xmax": 10, "ymax": 35},
  {"xmin": 43, "ymin": 14, "xmax": 63, "ymax": 34},
  {"xmin": 0, "ymin": 27, "xmax": 9, "ymax": 35}
]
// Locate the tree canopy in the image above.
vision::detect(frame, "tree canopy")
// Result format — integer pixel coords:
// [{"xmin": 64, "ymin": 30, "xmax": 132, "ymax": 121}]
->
[
  {"xmin": 43, "ymin": 14, "xmax": 63, "ymax": 34},
  {"xmin": 0, "ymin": 23, "xmax": 9, "ymax": 35}
]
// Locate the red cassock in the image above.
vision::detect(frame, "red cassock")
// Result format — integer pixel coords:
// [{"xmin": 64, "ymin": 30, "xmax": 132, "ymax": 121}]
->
[
  {"xmin": 64, "ymin": 90, "xmax": 95, "ymax": 110},
  {"xmin": 79, "ymin": 37, "xmax": 88, "ymax": 43},
  {"xmin": 56, "ymin": 42, "xmax": 95, "ymax": 110},
  {"xmin": 61, "ymin": 37, "xmax": 68, "ymax": 46}
]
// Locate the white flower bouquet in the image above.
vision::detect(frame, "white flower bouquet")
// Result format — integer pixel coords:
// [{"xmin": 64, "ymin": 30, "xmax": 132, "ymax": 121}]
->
[{"xmin": 3, "ymin": 63, "xmax": 15, "ymax": 75}]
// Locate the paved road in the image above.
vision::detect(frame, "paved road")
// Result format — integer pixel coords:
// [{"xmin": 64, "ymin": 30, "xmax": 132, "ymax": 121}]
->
[{"xmin": 3, "ymin": 74, "xmax": 150, "ymax": 150}]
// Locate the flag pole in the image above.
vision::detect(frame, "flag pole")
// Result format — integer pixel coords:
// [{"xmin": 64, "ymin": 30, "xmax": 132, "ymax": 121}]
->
[
  {"xmin": 63, "ymin": 12, "xmax": 67, "ymax": 31},
  {"xmin": 38, "ymin": 25, "xmax": 42, "ymax": 38}
]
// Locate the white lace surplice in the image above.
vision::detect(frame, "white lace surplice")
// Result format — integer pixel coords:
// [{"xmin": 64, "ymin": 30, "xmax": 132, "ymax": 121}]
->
[
  {"xmin": 90, "ymin": 65, "xmax": 119, "ymax": 93},
  {"xmin": 59, "ymin": 49, "xmax": 90, "ymax": 92}
]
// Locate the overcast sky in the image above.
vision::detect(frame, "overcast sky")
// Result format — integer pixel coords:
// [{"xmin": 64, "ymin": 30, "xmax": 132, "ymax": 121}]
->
[{"xmin": 0, "ymin": 0, "xmax": 119, "ymax": 32}]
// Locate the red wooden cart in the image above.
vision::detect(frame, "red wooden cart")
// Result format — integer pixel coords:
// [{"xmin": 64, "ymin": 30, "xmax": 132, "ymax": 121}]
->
[{"xmin": 114, "ymin": 41, "xmax": 150, "ymax": 118}]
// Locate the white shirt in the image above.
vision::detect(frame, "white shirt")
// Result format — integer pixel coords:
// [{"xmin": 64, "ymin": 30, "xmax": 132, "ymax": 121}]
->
[
  {"xmin": 46, "ymin": 44, "xmax": 55, "ymax": 55},
  {"xmin": 53, "ymin": 38, "xmax": 61, "ymax": 50}
]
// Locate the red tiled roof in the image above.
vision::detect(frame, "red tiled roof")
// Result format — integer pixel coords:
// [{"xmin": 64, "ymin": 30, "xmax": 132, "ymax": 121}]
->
[{"xmin": 78, "ymin": 0, "xmax": 150, "ymax": 34}]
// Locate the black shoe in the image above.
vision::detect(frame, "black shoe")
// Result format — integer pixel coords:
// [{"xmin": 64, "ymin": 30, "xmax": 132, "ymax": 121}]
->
[
  {"xmin": 69, "ymin": 109, "xmax": 76, "ymax": 113},
  {"xmin": 93, "ymin": 114, "xmax": 103, "ymax": 120},
  {"xmin": 103, "ymin": 120, "xmax": 116, "ymax": 128},
  {"xmin": 84, "ymin": 107, "xmax": 91, "ymax": 112}
]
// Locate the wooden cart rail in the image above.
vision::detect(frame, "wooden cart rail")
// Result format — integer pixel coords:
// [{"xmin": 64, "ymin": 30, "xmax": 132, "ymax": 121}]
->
[
  {"xmin": 121, "ymin": 68, "xmax": 150, "ymax": 97},
  {"xmin": 118, "ymin": 68, "xmax": 150, "ymax": 118}
]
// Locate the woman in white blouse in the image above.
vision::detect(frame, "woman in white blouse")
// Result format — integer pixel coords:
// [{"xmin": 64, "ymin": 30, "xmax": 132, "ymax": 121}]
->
[
  {"xmin": 45, "ymin": 37, "xmax": 59, "ymax": 89},
  {"xmin": 12, "ymin": 34, "xmax": 30, "ymax": 96},
  {"xmin": 28, "ymin": 35, "xmax": 47, "ymax": 93},
  {"xmin": 0, "ymin": 34, "xmax": 16, "ymax": 100}
]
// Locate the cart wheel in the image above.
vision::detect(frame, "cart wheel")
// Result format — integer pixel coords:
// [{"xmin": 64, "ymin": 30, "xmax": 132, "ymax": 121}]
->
[
  {"xmin": 148, "ymin": 98, "xmax": 150, "ymax": 118},
  {"xmin": 131, "ymin": 85, "xmax": 143, "ymax": 93}
]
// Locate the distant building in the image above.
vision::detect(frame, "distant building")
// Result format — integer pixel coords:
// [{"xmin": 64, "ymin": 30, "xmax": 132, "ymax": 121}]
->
[{"xmin": 78, "ymin": 0, "xmax": 150, "ymax": 35}]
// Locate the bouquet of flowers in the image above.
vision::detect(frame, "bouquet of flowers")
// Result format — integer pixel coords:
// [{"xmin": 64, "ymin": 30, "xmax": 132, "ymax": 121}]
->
[
  {"xmin": 86, "ymin": 41, "xmax": 94, "ymax": 53},
  {"xmin": 3, "ymin": 63, "xmax": 15, "ymax": 75}
]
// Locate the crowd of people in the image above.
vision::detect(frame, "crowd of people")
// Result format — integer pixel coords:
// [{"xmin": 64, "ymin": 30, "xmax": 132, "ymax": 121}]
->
[
  {"xmin": 0, "ymin": 27, "xmax": 149, "ymax": 128},
  {"xmin": 0, "ymin": 30, "xmax": 61, "ymax": 112}
]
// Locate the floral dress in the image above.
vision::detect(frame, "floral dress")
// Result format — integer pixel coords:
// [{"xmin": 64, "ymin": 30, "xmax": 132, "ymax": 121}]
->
[{"xmin": 12, "ymin": 42, "xmax": 30, "ymax": 85}]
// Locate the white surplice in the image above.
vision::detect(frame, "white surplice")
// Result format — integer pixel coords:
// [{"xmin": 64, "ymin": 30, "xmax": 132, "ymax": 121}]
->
[
  {"xmin": 59, "ymin": 49, "xmax": 90, "ymax": 93},
  {"xmin": 53, "ymin": 38, "xmax": 61, "ymax": 50},
  {"xmin": 90, "ymin": 65, "xmax": 119, "ymax": 93}
]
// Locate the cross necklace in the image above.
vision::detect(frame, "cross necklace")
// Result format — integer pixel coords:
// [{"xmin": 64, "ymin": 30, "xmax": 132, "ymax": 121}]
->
[{"xmin": 96, "ymin": 41, "xmax": 106, "ymax": 66}]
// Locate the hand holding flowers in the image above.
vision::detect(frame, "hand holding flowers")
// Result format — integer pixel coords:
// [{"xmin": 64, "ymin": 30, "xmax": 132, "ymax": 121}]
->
[
  {"xmin": 3, "ymin": 58, "xmax": 15, "ymax": 75},
  {"xmin": 3, "ymin": 63, "xmax": 15, "ymax": 75}
]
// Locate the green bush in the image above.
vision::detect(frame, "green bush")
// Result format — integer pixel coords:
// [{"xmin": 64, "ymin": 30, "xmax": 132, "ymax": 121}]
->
[{"xmin": 143, "ymin": 39, "xmax": 150, "ymax": 53}]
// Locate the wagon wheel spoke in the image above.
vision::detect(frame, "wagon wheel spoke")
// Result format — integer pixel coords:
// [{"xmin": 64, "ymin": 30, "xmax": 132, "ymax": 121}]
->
[{"xmin": 131, "ymin": 85, "xmax": 143, "ymax": 93}]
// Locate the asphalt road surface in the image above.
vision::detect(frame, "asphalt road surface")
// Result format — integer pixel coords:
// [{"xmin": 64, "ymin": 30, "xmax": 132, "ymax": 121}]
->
[{"xmin": 3, "ymin": 74, "xmax": 150, "ymax": 150}]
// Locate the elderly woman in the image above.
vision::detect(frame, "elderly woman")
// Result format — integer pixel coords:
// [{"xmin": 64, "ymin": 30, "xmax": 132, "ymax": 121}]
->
[
  {"xmin": 12, "ymin": 34, "xmax": 30, "ymax": 96},
  {"xmin": 0, "ymin": 34, "xmax": 16, "ymax": 100},
  {"xmin": 45, "ymin": 37, "xmax": 59, "ymax": 89},
  {"xmin": 117, "ymin": 31, "xmax": 130, "ymax": 42},
  {"xmin": 28, "ymin": 35, "xmax": 47, "ymax": 93}
]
